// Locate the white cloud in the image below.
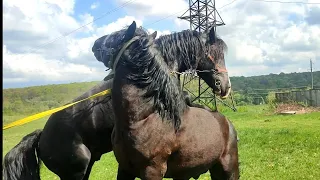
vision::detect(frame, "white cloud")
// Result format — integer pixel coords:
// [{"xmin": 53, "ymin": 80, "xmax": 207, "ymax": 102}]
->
[
  {"xmin": 2, "ymin": 0, "xmax": 106, "ymax": 87},
  {"xmin": 79, "ymin": 13, "xmax": 95, "ymax": 32},
  {"xmin": 3, "ymin": 0, "xmax": 320, "ymax": 88},
  {"xmin": 66, "ymin": 36, "xmax": 98, "ymax": 60},
  {"xmin": 174, "ymin": 18, "xmax": 189, "ymax": 31},
  {"xmin": 235, "ymin": 42, "xmax": 264, "ymax": 64},
  {"xmin": 117, "ymin": 0, "xmax": 188, "ymax": 17},
  {"xmin": 212, "ymin": 0, "xmax": 320, "ymax": 76},
  {"xmin": 96, "ymin": 16, "xmax": 143, "ymax": 36},
  {"xmin": 147, "ymin": 28, "xmax": 171, "ymax": 38},
  {"xmin": 3, "ymin": 0, "xmax": 148, "ymax": 88},
  {"xmin": 90, "ymin": 2, "xmax": 100, "ymax": 9},
  {"xmin": 3, "ymin": 0, "xmax": 80, "ymax": 57},
  {"xmin": 3, "ymin": 45, "xmax": 105, "ymax": 83},
  {"xmin": 3, "ymin": 0, "xmax": 78, "ymax": 34}
]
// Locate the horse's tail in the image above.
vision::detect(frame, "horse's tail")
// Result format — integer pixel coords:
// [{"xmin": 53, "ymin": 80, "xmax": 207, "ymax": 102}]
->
[{"xmin": 3, "ymin": 129, "xmax": 43, "ymax": 180}]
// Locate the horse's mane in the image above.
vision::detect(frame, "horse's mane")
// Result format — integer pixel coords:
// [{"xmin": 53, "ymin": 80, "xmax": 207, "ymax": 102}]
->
[
  {"xmin": 121, "ymin": 35, "xmax": 187, "ymax": 130},
  {"xmin": 155, "ymin": 30, "xmax": 228, "ymax": 70},
  {"xmin": 155, "ymin": 30, "xmax": 206, "ymax": 71},
  {"xmin": 96, "ymin": 26, "xmax": 228, "ymax": 72}
]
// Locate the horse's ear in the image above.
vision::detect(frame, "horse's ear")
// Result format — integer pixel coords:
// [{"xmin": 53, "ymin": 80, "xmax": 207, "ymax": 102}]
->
[
  {"xmin": 208, "ymin": 26, "xmax": 216, "ymax": 45},
  {"xmin": 123, "ymin": 21, "xmax": 136, "ymax": 41},
  {"xmin": 150, "ymin": 31, "xmax": 157, "ymax": 40}
]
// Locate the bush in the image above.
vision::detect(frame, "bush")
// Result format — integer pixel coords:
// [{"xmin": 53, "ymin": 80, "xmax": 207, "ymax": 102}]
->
[{"xmin": 266, "ymin": 91, "xmax": 277, "ymax": 110}]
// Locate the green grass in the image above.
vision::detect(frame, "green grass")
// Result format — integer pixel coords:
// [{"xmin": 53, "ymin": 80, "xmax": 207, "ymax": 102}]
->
[{"xmin": 3, "ymin": 105, "xmax": 320, "ymax": 179}]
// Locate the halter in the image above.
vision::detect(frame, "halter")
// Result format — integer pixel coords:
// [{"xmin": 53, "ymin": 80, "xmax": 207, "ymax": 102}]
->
[
  {"xmin": 195, "ymin": 35, "xmax": 228, "ymax": 74},
  {"xmin": 95, "ymin": 37, "xmax": 115, "ymax": 67},
  {"xmin": 106, "ymin": 36, "xmax": 141, "ymax": 77},
  {"xmin": 207, "ymin": 54, "xmax": 228, "ymax": 73}
]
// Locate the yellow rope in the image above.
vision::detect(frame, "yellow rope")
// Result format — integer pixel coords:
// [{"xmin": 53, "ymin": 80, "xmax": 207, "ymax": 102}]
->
[{"xmin": 3, "ymin": 89, "xmax": 112, "ymax": 130}]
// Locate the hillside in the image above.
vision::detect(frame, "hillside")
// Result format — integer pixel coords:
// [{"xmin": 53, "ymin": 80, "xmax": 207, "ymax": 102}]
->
[
  {"xmin": 230, "ymin": 71, "xmax": 320, "ymax": 92},
  {"xmin": 3, "ymin": 71, "xmax": 320, "ymax": 117},
  {"xmin": 3, "ymin": 81, "xmax": 99, "ymax": 116}
]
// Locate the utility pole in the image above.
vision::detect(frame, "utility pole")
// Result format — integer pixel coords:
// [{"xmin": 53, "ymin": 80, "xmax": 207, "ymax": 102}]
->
[
  {"xmin": 177, "ymin": 0, "xmax": 237, "ymax": 112},
  {"xmin": 310, "ymin": 59, "xmax": 314, "ymax": 89}
]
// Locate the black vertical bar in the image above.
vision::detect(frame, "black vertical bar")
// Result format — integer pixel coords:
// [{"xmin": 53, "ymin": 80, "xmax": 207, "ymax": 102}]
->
[
  {"xmin": 189, "ymin": 0, "xmax": 193, "ymax": 30},
  {"xmin": 205, "ymin": 0, "xmax": 208, "ymax": 33}
]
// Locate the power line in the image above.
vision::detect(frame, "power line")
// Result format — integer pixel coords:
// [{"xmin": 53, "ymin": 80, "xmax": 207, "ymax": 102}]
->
[
  {"xmin": 252, "ymin": 0, "xmax": 320, "ymax": 4},
  {"xmin": 310, "ymin": 59, "xmax": 314, "ymax": 89},
  {"xmin": 15, "ymin": 0, "xmax": 238, "ymax": 58},
  {"xmin": 17, "ymin": 4, "xmax": 224, "ymax": 63},
  {"xmin": 16, "ymin": 0, "xmax": 136, "ymax": 59},
  {"xmin": 13, "ymin": 0, "xmax": 309, "ymax": 62},
  {"xmin": 144, "ymin": 9, "xmax": 188, "ymax": 27},
  {"xmin": 57, "ymin": 0, "xmax": 241, "ymax": 64},
  {"xmin": 219, "ymin": 0, "xmax": 238, "ymax": 9}
]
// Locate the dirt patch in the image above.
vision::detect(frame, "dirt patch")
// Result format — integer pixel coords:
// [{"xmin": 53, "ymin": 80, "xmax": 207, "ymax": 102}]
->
[{"xmin": 275, "ymin": 103, "xmax": 320, "ymax": 114}]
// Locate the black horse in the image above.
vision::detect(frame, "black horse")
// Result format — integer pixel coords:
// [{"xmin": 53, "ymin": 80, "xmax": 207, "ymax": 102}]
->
[
  {"xmin": 3, "ymin": 79, "xmax": 115, "ymax": 180},
  {"xmin": 110, "ymin": 21, "xmax": 239, "ymax": 180},
  {"xmin": 3, "ymin": 24, "xmax": 230, "ymax": 180}
]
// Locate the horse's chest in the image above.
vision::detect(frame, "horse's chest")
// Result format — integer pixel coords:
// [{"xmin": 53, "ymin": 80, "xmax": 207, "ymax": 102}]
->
[{"xmin": 113, "ymin": 114, "xmax": 175, "ymax": 164}]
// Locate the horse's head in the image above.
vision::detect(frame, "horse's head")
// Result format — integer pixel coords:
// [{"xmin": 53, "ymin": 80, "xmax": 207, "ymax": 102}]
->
[
  {"xmin": 92, "ymin": 21, "xmax": 157, "ymax": 70},
  {"xmin": 197, "ymin": 27, "xmax": 231, "ymax": 99}
]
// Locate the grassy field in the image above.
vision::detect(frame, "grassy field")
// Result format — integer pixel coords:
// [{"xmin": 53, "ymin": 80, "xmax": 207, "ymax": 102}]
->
[{"xmin": 3, "ymin": 105, "xmax": 320, "ymax": 180}]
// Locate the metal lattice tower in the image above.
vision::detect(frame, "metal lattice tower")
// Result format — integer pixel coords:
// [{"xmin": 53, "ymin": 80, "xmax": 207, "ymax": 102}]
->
[{"xmin": 178, "ymin": 0, "xmax": 237, "ymax": 111}]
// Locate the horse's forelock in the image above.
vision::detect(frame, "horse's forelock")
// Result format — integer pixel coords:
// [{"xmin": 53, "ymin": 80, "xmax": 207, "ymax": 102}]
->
[
  {"xmin": 207, "ymin": 36, "xmax": 228, "ymax": 62},
  {"xmin": 215, "ymin": 36, "xmax": 228, "ymax": 53}
]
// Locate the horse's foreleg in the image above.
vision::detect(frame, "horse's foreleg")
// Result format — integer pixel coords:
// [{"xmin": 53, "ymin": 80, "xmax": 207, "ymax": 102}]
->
[
  {"xmin": 209, "ymin": 152, "xmax": 239, "ymax": 180},
  {"xmin": 58, "ymin": 144, "xmax": 92, "ymax": 180},
  {"xmin": 140, "ymin": 163, "xmax": 167, "ymax": 180},
  {"xmin": 117, "ymin": 167, "xmax": 136, "ymax": 180},
  {"xmin": 210, "ymin": 119, "xmax": 240, "ymax": 180},
  {"xmin": 224, "ymin": 119, "xmax": 240, "ymax": 180},
  {"xmin": 82, "ymin": 159, "xmax": 95, "ymax": 180}
]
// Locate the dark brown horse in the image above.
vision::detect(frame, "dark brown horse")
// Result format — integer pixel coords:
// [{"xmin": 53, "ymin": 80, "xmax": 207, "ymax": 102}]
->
[
  {"xmin": 2, "ymin": 25, "xmax": 231, "ymax": 179},
  {"xmin": 111, "ymin": 21, "xmax": 239, "ymax": 180}
]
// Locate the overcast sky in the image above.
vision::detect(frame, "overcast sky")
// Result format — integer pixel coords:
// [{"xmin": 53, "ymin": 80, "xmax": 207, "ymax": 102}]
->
[{"xmin": 3, "ymin": 0, "xmax": 320, "ymax": 88}]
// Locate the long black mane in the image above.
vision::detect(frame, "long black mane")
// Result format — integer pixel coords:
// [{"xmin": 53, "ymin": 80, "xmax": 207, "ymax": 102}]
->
[
  {"xmin": 120, "ymin": 35, "xmax": 187, "ymax": 130},
  {"xmin": 155, "ymin": 30, "xmax": 228, "ymax": 71},
  {"xmin": 155, "ymin": 30, "xmax": 205, "ymax": 71},
  {"xmin": 95, "ymin": 27, "xmax": 228, "ymax": 73}
]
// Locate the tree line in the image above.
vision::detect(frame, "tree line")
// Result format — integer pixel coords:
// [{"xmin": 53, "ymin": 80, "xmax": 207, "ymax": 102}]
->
[{"xmin": 3, "ymin": 71, "xmax": 319, "ymax": 115}]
